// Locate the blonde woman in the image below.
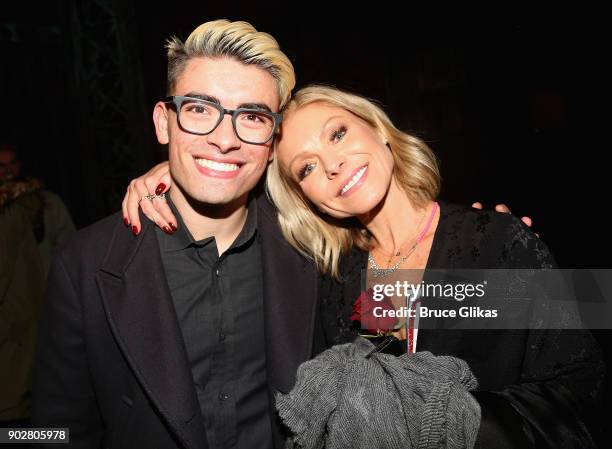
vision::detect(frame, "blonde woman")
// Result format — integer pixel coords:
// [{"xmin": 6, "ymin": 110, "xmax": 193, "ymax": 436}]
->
[{"xmin": 123, "ymin": 85, "xmax": 603, "ymax": 448}]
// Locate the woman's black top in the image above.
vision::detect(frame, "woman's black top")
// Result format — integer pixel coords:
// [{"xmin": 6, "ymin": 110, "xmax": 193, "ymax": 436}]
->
[{"xmin": 314, "ymin": 201, "xmax": 605, "ymax": 449}]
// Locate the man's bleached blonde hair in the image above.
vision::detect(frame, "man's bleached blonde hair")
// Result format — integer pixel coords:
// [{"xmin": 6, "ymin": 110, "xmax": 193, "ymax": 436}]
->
[
  {"xmin": 266, "ymin": 85, "xmax": 441, "ymax": 279},
  {"xmin": 166, "ymin": 20, "xmax": 295, "ymax": 108}
]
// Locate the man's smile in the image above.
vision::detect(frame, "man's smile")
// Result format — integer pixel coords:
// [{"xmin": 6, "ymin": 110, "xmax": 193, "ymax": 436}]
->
[{"xmin": 193, "ymin": 155, "xmax": 244, "ymax": 178}]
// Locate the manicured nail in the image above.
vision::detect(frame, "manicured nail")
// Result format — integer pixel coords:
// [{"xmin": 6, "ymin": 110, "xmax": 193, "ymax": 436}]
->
[
  {"xmin": 155, "ymin": 183, "xmax": 166, "ymax": 195},
  {"xmin": 132, "ymin": 225, "xmax": 139, "ymax": 236},
  {"xmin": 163, "ymin": 226, "xmax": 173, "ymax": 235},
  {"xmin": 169, "ymin": 222, "xmax": 177, "ymax": 231},
  {"xmin": 123, "ymin": 217, "xmax": 129, "ymax": 227}
]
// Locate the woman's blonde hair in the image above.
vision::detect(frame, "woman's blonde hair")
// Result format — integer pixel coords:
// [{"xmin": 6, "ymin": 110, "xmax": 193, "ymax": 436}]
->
[
  {"xmin": 266, "ymin": 85, "xmax": 441, "ymax": 278},
  {"xmin": 166, "ymin": 20, "xmax": 295, "ymax": 108}
]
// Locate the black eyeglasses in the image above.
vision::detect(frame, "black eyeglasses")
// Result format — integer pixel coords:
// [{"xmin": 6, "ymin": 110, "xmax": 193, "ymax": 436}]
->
[{"xmin": 163, "ymin": 95, "xmax": 282, "ymax": 145}]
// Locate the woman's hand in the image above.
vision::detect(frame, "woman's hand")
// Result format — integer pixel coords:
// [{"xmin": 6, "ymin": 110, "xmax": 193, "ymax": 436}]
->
[{"xmin": 122, "ymin": 161, "xmax": 175, "ymax": 235}]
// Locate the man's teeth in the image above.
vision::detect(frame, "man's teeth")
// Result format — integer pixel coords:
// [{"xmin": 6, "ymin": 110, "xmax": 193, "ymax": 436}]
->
[
  {"xmin": 196, "ymin": 158, "xmax": 240, "ymax": 172},
  {"xmin": 341, "ymin": 166, "xmax": 367, "ymax": 194}
]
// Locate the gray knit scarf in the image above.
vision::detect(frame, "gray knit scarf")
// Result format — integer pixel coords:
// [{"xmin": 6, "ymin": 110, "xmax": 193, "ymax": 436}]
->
[{"xmin": 276, "ymin": 336, "xmax": 481, "ymax": 449}]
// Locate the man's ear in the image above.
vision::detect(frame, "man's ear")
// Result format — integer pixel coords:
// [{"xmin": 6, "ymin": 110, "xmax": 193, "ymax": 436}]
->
[
  {"xmin": 267, "ymin": 147, "xmax": 275, "ymax": 162},
  {"xmin": 153, "ymin": 102, "xmax": 170, "ymax": 144}
]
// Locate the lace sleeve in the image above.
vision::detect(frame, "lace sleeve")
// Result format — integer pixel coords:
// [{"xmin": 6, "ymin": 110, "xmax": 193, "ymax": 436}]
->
[{"xmin": 493, "ymin": 214, "xmax": 605, "ymax": 448}]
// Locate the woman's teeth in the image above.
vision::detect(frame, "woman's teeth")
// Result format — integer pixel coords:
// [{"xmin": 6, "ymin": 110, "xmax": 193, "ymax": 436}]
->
[
  {"xmin": 196, "ymin": 158, "xmax": 240, "ymax": 172},
  {"xmin": 341, "ymin": 166, "xmax": 367, "ymax": 195}
]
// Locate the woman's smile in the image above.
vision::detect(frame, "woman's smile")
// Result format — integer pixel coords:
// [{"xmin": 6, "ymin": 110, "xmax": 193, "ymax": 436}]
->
[{"xmin": 338, "ymin": 164, "xmax": 368, "ymax": 196}]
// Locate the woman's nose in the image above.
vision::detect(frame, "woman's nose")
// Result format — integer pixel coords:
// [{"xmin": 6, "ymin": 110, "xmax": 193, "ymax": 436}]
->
[{"xmin": 324, "ymin": 158, "xmax": 345, "ymax": 179}]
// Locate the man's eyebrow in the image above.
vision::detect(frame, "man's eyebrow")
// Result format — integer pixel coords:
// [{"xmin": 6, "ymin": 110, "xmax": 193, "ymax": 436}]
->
[
  {"xmin": 184, "ymin": 92, "xmax": 221, "ymax": 104},
  {"xmin": 181, "ymin": 94, "xmax": 273, "ymax": 113},
  {"xmin": 237, "ymin": 103, "xmax": 273, "ymax": 113}
]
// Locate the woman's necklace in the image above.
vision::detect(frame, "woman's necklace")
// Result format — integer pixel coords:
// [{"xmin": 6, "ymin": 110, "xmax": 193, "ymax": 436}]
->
[
  {"xmin": 368, "ymin": 202, "xmax": 439, "ymax": 278},
  {"xmin": 376, "ymin": 209, "xmax": 428, "ymax": 266}
]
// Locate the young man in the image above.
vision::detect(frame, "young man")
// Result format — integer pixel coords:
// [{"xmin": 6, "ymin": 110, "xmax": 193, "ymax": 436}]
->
[{"xmin": 32, "ymin": 20, "xmax": 315, "ymax": 449}]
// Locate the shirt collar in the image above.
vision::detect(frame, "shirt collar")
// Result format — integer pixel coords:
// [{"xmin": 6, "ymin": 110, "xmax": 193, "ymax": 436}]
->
[{"xmin": 158, "ymin": 195, "xmax": 258, "ymax": 253}]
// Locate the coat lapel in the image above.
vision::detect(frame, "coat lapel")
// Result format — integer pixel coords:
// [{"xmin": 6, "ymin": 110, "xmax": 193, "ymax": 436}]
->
[
  {"xmin": 257, "ymin": 195, "xmax": 319, "ymax": 395},
  {"xmin": 95, "ymin": 217, "xmax": 208, "ymax": 449}
]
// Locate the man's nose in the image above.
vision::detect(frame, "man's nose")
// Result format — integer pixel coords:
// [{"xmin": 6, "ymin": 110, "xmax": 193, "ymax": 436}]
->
[{"xmin": 206, "ymin": 114, "xmax": 241, "ymax": 153}]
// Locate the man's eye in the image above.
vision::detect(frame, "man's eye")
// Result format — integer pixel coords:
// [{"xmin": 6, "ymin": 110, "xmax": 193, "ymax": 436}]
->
[
  {"xmin": 240, "ymin": 112, "xmax": 274, "ymax": 127},
  {"xmin": 298, "ymin": 162, "xmax": 316, "ymax": 180},
  {"xmin": 185, "ymin": 104, "xmax": 210, "ymax": 114},
  {"xmin": 331, "ymin": 126, "xmax": 347, "ymax": 143},
  {"xmin": 245, "ymin": 113, "xmax": 263, "ymax": 122}
]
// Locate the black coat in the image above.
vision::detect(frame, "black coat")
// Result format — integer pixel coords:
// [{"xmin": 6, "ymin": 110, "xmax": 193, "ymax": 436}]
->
[
  {"xmin": 32, "ymin": 194, "xmax": 320, "ymax": 449},
  {"xmin": 316, "ymin": 202, "xmax": 605, "ymax": 449}
]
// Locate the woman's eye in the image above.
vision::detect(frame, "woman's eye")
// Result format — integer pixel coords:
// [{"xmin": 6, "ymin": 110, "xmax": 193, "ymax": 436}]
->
[
  {"xmin": 298, "ymin": 162, "xmax": 316, "ymax": 180},
  {"xmin": 331, "ymin": 126, "xmax": 347, "ymax": 143}
]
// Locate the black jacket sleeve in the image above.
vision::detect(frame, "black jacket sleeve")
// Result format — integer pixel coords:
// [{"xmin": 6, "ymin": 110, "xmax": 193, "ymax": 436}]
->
[
  {"xmin": 31, "ymin": 252, "xmax": 104, "ymax": 448},
  {"xmin": 475, "ymin": 215, "xmax": 605, "ymax": 449}
]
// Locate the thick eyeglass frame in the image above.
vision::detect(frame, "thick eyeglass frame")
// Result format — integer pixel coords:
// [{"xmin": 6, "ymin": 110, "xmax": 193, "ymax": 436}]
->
[{"xmin": 163, "ymin": 95, "xmax": 282, "ymax": 145}]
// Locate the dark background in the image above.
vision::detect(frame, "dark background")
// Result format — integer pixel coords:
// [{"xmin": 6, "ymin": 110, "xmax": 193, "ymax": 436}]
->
[
  {"xmin": 1, "ymin": 0, "xmax": 610, "ymax": 436},
  {"xmin": 2, "ymin": 3, "xmax": 609, "ymax": 267}
]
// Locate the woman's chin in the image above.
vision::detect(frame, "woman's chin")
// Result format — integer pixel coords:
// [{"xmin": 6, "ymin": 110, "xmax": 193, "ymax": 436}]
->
[
  {"xmin": 350, "ymin": 191, "xmax": 387, "ymax": 215},
  {"xmin": 323, "ymin": 203, "xmax": 381, "ymax": 220},
  {"xmin": 317, "ymin": 189, "xmax": 388, "ymax": 219}
]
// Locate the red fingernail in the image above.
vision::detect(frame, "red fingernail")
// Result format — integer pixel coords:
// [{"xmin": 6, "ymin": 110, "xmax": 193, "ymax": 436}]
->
[
  {"xmin": 155, "ymin": 183, "xmax": 166, "ymax": 195},
  {"xmin": 169, "ymin": 222, "xmax": 177, "ymax": 231},
  {"xmin": 163, "ymin": 226, "xmax": 173, "ymax": 235},
  {"xmin": 123, "ymin": 217, "xmax": 130, "ymax": 227},
  {"xmin": 132, "ymin": 225, "xmax": 139, "ymax": 236}
]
